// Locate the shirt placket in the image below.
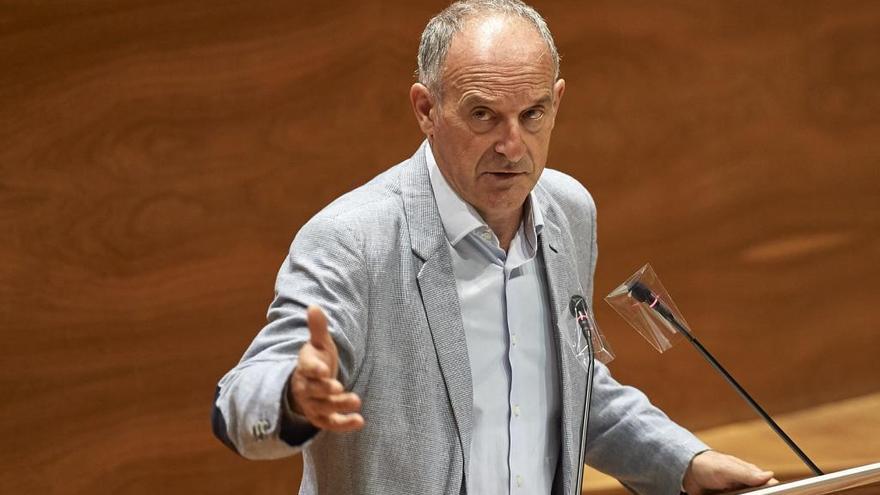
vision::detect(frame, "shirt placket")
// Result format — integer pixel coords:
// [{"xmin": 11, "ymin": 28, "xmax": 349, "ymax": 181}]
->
[{"xmin": 505, "ymin": 233, "xmax": 532, "ymax": 493}]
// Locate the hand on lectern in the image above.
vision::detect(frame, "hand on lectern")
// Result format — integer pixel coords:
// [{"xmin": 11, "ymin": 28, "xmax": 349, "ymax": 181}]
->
[
  {"xmin": 288, "ymin": 305, "xmax": 365, "ymax": 432},
  {"xmin": 683, "ymin": 450, "xmax": 778, "ymax": 494}
]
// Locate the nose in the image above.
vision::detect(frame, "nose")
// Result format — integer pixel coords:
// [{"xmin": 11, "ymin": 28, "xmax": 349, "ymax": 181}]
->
[{"xmin": 494, "ymin": 118, "xmax": 526, "ymax": 164}]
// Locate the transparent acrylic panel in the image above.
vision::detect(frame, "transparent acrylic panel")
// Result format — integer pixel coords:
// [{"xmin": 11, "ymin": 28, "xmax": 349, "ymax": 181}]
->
[
  {"xmin": 603, "ymin": 263, "xmax": 691, "ymax": 353},
  {"xmin": 561, "ymin": 305, "xmax": 615, "ymax": 367}
]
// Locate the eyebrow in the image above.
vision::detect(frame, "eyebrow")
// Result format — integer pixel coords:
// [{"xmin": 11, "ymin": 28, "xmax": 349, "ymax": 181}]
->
[
  {"xmin": 531, "ymin": 95, "xmax": 553, "ymax": 107},
  {"xmin": 460, "ymin": 93, "xmax": 553, "ymax": 108}
]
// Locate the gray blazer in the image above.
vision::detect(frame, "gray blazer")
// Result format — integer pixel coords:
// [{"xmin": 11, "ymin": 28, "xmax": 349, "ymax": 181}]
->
[{"xmin": 212, "ymin": 142, "xmax": 707, "ymax": 495}]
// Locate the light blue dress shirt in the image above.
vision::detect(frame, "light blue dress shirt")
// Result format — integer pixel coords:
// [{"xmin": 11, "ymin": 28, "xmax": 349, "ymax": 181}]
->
[{"xmin": 426, "ymin": 144, "xmax": 561, "ymax": 495}]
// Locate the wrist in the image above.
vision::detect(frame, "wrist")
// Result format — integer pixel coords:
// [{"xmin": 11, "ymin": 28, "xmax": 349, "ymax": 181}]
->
[{"xmin": 682, "ymin": 449, "xmax": 713, "ymax": 494}]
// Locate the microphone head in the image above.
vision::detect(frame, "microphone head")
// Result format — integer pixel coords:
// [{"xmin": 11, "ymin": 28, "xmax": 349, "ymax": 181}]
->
[
  {"xmin": 569, "ymin": 295, "xmax": 587, "ymax": 317},
  {"xmin": 627, "ymin": 281, "xmax": 655, "ymax": 304}
]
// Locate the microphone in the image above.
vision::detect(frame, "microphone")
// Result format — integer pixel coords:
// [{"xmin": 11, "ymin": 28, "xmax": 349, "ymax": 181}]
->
[
  {"xmin": 569, "ymin": 295, "xmax": 593, "ymax": 332},
  {"xmin": 626, "ymin": 281, "xmax": 823, "ymax": 476},
  {"xmin": 569, "ymin": 295, "xmax": 595, "ymax": 495},
  {"xmin": 628, "ymin": 281, "xmax": 676, "ymax": 322}
]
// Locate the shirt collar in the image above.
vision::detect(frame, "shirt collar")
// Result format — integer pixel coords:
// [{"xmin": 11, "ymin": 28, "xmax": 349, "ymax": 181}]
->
[{"xmin": 425, "ymin": 140, "xmax": 544, "ymax": 248}]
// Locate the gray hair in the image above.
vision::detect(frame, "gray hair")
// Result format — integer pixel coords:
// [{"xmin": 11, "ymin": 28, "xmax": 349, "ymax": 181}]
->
[{"xmin": 417, "ymin": 0, "xmax": 560, "ymax": 94}]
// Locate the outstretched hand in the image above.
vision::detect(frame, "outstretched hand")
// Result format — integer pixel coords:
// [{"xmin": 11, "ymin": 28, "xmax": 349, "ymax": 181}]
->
[
  {"xmin": 287, "ymin": 305, "xmax": 364, "ymax": 432},
  {"xmin": 683, "ymin": 450, "xmax": 777, "ymax": 494}
]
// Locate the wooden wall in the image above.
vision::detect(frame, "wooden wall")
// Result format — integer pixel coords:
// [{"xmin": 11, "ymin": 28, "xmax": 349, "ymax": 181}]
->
[{"xmin": 1, "ymin": 1, "xmax": 877, "ymax": 493}]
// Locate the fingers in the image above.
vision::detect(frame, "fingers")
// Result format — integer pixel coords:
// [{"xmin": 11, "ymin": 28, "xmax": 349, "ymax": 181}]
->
[
  {"xmin": 301, "ymin": 399, "xmax": 365, "ymax": 432},
  {"xmin": 290, "ymin": 370, "xmax": 365, "ymax": 432},
  {"xmin": 307, "ymin": 304, "xmax": 333, "ymax": 351},
  {"xmin": 292, "ymin": 372, "xmax": 344, "ymax": 401},
  {"xmin": 731, "ymin": 456, "xmax": 774, "ymax": 485},
  {"xmin": 684, "ymin": 450, "xmax": 775, "ymax": 494},
  {"xmin": 292, "ymin": 378, "xmax": 361, "ymax": 413},
  {"xmin": 291, "ymin": 348, "xmax": 363, "ymax": 431},
  {"xmin": 313, "ymin": 411, "xmax": 365, "ymax": 432},
  {"xmin": 301, "ymin": 376, "xmax": 344, "ymax": 397},
  {"xmin": 752, "ymin": 471, "xmax": 776, "ymax": 485},
  {"xmin": 288, "ymin": 305, "xmax": 361, "ymax": 432},
  {"xmin": 311, "ymin": 392, "xmax": 362, "ymax": 413}
]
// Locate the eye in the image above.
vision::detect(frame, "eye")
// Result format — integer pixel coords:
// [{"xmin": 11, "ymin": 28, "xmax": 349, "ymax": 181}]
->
[
  {"xmin": 522, "ymin": 107, "xmax": 545, "ymax": 120},
  {"xmin": 471, "ymin": 108, "xmax": 493, "ymax": 121}
]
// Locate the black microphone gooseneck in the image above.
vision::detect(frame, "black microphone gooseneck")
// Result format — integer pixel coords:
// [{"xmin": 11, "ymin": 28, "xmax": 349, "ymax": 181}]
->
[
  {"xmin": 569, "ymin": 295, "xmax": 596, "ymax": 495},
  {"xmin": 627, "ymin": 281, "xmax": 823, "ymax": 476}
]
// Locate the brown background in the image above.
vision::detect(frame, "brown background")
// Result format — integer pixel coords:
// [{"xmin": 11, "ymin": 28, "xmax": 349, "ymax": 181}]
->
[{"xmin": 1, "ymin": 1, "xmax": 878, "ymax": 493}]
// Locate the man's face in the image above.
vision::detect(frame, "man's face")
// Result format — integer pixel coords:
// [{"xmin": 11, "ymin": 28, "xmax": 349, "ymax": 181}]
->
[{"xmin": 413, "ymin": 15, "xmax": 565, "ymax": 223}]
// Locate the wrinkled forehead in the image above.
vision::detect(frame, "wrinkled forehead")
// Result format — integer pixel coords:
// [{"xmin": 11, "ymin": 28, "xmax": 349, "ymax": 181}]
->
[{"xmin": 442, "ymin": 14, "xmax": 555, "ymax": 86}]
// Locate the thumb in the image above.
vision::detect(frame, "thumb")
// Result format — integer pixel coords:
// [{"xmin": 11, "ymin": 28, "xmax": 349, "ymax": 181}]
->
[{"xmin": 307, "ymin": 304, "xmax": 334, "ymax": 351}]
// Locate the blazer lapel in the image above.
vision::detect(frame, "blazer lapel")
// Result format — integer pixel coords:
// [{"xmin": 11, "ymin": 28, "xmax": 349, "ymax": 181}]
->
[
  {"xmin": 539, "ymin": 217, "xmax": 589, "ymax": 495},
  {"xmin": 401, "ymin": 142, "xmax": 474, "ymax": 483}
]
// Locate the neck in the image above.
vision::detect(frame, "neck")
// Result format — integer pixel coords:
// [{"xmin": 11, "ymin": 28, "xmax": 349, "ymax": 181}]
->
[{"xmin": 481, "ymin": 205, "xmax": 524, "ymax": 252}]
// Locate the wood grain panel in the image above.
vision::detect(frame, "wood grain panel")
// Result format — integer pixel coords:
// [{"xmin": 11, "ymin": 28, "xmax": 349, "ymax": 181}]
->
[
  {"xmin": 545, "ymin": 0, "xmax": 880, "ymax": 429},
  {"xmin": 584, "ymin": 392, "xmax": 880, "ymax": 493},
  {"xmin": 1, "ymin": 1, "xmax": 877, "ymax": 493}
]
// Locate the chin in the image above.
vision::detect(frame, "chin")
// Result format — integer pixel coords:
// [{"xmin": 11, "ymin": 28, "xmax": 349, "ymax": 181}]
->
[{"xmin": 481, "ymin": 193, "xmax": 530, "ymax": 214}]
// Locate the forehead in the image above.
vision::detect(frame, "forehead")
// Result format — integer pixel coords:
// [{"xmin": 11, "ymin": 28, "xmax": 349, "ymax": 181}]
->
[{"xmin": 441, "ymin": 15, "xmax": 555, "ymax": 101}]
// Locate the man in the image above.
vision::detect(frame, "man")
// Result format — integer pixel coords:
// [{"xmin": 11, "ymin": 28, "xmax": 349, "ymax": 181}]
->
[{"xmin": 213, "ymin": 1, "xmax": 776, "ymax": 494}]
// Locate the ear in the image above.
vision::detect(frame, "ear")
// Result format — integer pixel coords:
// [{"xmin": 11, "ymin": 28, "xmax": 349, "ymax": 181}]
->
[
  {"xmin": 410, "ymin": 83, "xmax": 436, "ymax": 137},
  {"xmin": 552, "ymin": 78, "xmax": 566, "ymax": 113},
  {"xmin": 549, "ymin": 78, "xmax": 566, "ymax": 129}
]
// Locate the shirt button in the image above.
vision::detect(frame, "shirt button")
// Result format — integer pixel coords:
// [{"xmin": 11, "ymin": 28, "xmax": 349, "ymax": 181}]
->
[
  {"xmin": 516, "ymin": 474, "xmax": 523, "ymax": 487},
  {"xmin": 513, "ymin": 405, "xmax": 521, "ymax": 417},
  {"xmin": 511, "ymin": 334, "xmax": 518, "ymax": 346}
]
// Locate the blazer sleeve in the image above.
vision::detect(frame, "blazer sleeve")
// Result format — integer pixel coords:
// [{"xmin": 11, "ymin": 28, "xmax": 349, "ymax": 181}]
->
[
  {"xmin": 585, "ymin": 362, "xmax": 709, "ymax": 495},
  {"xmin": 211, "ymin": 214, "xmax": 370, "ymax": 459}
]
